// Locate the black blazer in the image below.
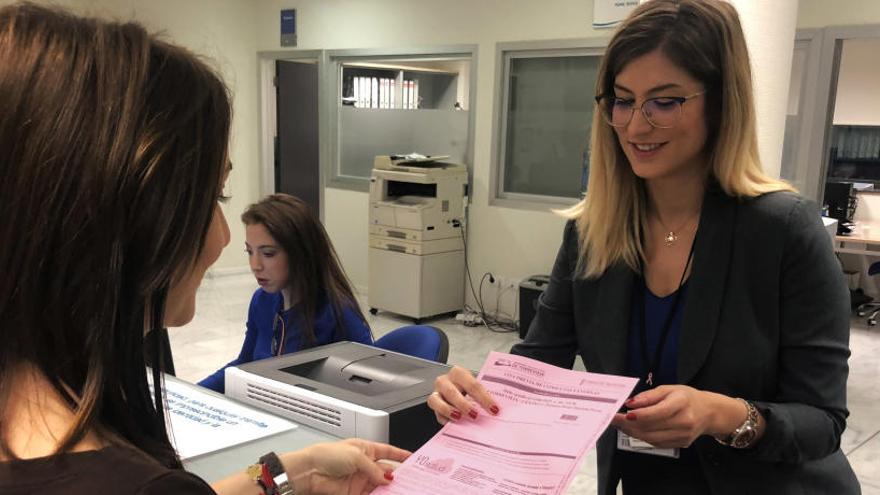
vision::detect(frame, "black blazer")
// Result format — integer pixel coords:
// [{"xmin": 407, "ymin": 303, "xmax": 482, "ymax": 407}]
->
[{"xmin": 511, "ymin": 187, "xmax": 860, "ymax": 494}]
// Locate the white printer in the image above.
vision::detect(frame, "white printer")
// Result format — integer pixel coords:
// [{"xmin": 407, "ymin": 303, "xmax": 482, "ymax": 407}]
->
[
  {"xmin": 368, "ymin": 155, "xmax": 468, "ymax": 321},
  {"xmin": 224, "ymin": 342, "xmax": 450, "ymax": 451}
]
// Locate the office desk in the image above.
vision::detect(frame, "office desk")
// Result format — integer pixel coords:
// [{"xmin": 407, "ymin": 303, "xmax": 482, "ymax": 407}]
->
[
  {"xmin": 185, "ymin": 423, "xmax": 337, "ymax": 483},
  {"xmin": 835, "ymin": 223, "xmax": 880, "ymax": 255},
  {"xmin": 163, "ymin": 375, "xmax": 338, "ymax": 483}
]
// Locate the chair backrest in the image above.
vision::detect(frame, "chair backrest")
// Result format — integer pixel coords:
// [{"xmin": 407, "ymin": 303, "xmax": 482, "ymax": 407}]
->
[{"xmin": 373, "ymin": 325, "xmax": 449, "ymax": 364}]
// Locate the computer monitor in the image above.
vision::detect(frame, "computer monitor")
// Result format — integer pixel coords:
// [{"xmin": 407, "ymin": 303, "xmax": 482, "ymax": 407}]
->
[{"xmin": 824, "ymin": 181, "xmax": 854, "ymax": 222}]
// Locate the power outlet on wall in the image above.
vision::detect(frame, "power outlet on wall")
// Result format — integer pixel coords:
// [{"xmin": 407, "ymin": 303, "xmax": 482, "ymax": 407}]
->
[
  {"xmin": 486, "ymin": 276, "xmax": 518, "ymax": 304},
  {"xmin": 494, "ymin": 276, "xmax": 518, "ymax": 291},
  {"xmin": 475, "ymin": 273, "xmax": 519, "ymax": 325}
]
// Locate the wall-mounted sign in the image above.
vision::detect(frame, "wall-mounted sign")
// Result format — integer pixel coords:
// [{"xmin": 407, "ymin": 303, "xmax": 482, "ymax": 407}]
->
[
  {"xmin": 593, "ymin": 0, "xmax": 641, "ymax": 29},
  {"xmin": 281, "ymin": 9, "xmax": 296, "ymax": 47}
]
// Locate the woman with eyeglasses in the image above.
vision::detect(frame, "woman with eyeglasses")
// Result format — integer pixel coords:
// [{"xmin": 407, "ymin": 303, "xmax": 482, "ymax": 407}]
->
[
  {"xmin": 198, "ymin": 194, "xmax": 373, "ymax": 394},
  {"xmin": 0, "ymin": 4, "xmax": 405, "ymax": 494},
  {"xmin": 427, "ymin": 0, "xmax": 858, "ymax": 493}
]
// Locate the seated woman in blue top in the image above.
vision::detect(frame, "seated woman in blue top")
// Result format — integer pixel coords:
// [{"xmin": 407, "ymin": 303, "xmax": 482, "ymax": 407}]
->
[{"xmin": 199, "ymin": 194, "xmax": 372, "ymax": 393}]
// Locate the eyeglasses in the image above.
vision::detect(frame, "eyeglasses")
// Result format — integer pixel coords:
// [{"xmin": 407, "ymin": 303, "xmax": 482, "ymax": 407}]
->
[{"xmin": 595, "ymin": 91, "xmax": 706, "ymax": 129}]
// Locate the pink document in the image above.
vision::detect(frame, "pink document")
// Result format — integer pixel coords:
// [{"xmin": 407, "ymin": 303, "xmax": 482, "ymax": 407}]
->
[{"xmin": 372, "ymin": 352, "xmax": 637, "ymax": 495}]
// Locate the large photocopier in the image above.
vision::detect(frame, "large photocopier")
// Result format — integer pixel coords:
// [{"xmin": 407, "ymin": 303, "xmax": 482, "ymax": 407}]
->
[{"xmin": 368, "ymin": 155, "xmax": 468, "ymax": 322}]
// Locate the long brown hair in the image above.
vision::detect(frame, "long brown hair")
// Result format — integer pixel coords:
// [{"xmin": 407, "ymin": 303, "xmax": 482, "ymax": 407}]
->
[
  {"xmin": 242, "ymin": 194, "xmax": 370, "ymax": 346},
  {"xmin": 561, "ymin": 0, "xmax": 793, "ymax": 278},
  {"xmin": 0, "ymin": 3, "xmax": 231, "ymax": 467}
]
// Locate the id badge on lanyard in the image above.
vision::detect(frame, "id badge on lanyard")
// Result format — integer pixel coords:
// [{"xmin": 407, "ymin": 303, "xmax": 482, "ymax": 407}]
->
[{"xmin": 617, "ymin": 431, "xmax": 680, "ymax": 458}]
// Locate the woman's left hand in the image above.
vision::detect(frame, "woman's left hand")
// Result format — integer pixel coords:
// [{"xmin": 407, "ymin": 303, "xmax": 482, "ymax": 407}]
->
[{"xmin": 610, "ymin": 385, "xmax": 719, "ymax": 449}]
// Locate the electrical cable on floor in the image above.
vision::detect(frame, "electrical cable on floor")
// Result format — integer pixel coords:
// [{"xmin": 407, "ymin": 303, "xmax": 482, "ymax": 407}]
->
[
  {"xmin": 457, "ymin": 220, "xmax": 486, "ymax": 321},
  {"xmin": 457, "ymin": 220, "xmax": 517, "ymax": 333}
]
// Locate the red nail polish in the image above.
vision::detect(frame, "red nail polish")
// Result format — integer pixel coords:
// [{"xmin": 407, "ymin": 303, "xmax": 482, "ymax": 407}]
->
[
  {"xmin": 450, "ymin": 410, "xmax": 462, "ymax": 420},
  {"xmin": 384, "ymin": 471, "xmax": 394, "ymax": 481},
  {"xmin": 468, "ymin": 409, "xmax": 478, "ymax": 419},
  {"xmin": 625, "ymin": 412, "xmax": 638, "ymax": 421},
  {"xmin": 490, "ymin": 405, "xmax": 500, "ymax": 415},
  {"xmin": 625, "ymin": 398, "xmax": 635, "ymax": 405}
]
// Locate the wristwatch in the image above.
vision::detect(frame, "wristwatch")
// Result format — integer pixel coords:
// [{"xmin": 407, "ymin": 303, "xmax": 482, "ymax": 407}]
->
[
  {"xmin": 248, "ymin": 452, "xmax": 295, "ymax": 495},
  {"xmin": 716, "ymin": 399, "xmax": 759, "ymax": 449},
  {"xmin": 261, "ymin": 452, "xmax": 295, "ymax": 495}
]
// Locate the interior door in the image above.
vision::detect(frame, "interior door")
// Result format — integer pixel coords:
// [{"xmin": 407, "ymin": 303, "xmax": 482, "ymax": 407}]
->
[{"xmin": 276, "ymin": 60, "xmax": 320, "ymax": 216}]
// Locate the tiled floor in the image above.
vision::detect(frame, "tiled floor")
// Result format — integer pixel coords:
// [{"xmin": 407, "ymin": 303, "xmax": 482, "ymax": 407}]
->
[{"xmin": 169, "ymin": 272, "xmax": 879, "ymax": 494}]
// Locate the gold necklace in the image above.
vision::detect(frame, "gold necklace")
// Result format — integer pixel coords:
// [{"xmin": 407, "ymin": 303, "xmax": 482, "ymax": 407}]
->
[{"xmin": 656, "ymin": 213, "xmax": 700, "ymax": 247}]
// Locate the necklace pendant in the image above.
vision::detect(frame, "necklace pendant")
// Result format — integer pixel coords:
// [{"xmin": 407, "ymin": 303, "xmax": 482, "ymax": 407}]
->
[{"xmin": 664, "ymin": 231, "xmax": 677, "ymax": 246}]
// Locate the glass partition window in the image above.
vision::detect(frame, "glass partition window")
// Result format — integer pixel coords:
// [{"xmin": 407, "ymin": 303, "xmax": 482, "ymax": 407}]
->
[
  {"xmin": 496, "ymin": 49, "xmax": 602, "ymax": 203},
  {"xmin": 826, "ymin": 38, "xmax": 880, "ymax": 187},
  {"xmin": 780, "ymin": 40, "xmax": 810, "ymax": 190},
  {"xmin": 827, "ymin": 125, "xmax": 880, "ymax": 181},
  {"xmin": 335, "ymin": 58, "xmax": 472, "ymax": 182}
]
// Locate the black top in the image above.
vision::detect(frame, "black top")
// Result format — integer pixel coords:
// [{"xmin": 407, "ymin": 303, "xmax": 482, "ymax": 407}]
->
[
  {"xmin": 512, "ymin": 188, "xmax": 859, "ymax": 495},
  {"xmin": 0, "ymin": 446, "xmax": 215, "ymax": 494}
]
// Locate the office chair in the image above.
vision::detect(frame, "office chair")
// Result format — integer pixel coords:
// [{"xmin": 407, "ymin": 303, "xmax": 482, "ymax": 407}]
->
[
  {"xmin": 373, "ymin": 325, "xmax": 450, "ymax": 363},
  {"xmin": 856, "ymin": 261, "xmax": 880, "ymax": 326}
]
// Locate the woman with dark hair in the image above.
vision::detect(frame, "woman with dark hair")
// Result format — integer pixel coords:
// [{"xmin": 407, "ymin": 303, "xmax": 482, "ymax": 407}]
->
[
  {"xmin": 0, "ymin": 3, "xmax": 406, "ymax": 494},
  {"xmin": 427, "ymin": 0, "xmax": 858, "ymax": 493},
  {"xmin": 199, "ymin": 194, "xmax": 372, "ymax": 393}
]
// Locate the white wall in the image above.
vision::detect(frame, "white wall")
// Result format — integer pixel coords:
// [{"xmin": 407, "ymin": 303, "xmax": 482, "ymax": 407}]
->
[
  {"xmin": 0, "ymin": 0, "xmax": 261, "ymax": 271},
  {"xmin": 833, "ymin": 39, "xmax": 880, "ymax": 126},
  {"xmin": 797, "ymin": 0, "xmax": 880, "ymax": 28}
]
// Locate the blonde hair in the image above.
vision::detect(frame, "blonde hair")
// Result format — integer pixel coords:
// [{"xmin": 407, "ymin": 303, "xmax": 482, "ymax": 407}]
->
[{"xmin": 562, "ymin": 0, "xmax": 794, "ymax": 279}]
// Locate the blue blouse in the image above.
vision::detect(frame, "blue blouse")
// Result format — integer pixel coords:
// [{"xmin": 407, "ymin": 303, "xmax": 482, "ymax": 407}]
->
[
  {"xmin": 198, "ymin": 288, "xmax": 373, "ymax": 393},
  {"xmin": 621, "ymin": 278, "xmax": 708, "ymax": 492},
  {"xmin": 626, "ymin": 278, "xmax": 688, "ymax": 392}
]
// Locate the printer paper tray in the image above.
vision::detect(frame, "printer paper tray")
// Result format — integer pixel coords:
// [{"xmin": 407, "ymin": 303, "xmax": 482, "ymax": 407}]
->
[
  {"xmin": 368, "ymin": 224, "xmax": 459, "ymax": 242},
  {"xmin": 369, "ymin": 236, "xmax": 462, "ymax": 255}
]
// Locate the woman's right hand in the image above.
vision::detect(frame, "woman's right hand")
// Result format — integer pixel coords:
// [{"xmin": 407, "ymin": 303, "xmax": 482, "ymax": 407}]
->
[
  {"xmin": 286, "ymin": 438, "xmax": 411, "ymax": 495},
  {"xmin": 426, "ymin": 365, "xmax": 500, "ymax": 424}
]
